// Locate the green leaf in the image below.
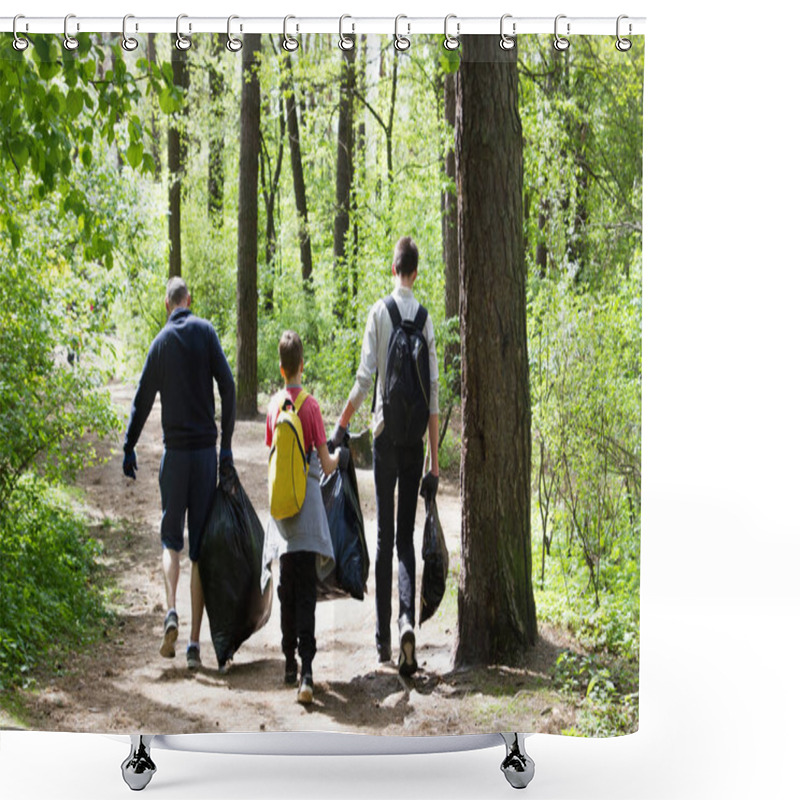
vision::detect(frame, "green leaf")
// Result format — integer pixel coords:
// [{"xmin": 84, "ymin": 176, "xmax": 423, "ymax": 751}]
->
[
  {"xmin": 141, "ymin": 152, "xmax": 156, "ymax": 175},
  {"xmin": 66, "ymin": 89, "xmax": 84, "ymax": 118},
  {"xmin": 126, "ymin": 142, "xmax": 143, "ymax": 170}
]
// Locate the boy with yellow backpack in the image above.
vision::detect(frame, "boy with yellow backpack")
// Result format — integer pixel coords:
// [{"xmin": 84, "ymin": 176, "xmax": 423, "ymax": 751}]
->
[{"xmin": 266, "ymin": 330, "xmax": 346, "ymax": 704}]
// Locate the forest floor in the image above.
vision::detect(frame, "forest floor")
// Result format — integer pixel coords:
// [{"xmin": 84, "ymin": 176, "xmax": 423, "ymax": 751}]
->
[{"xmin": 4, "ymin": 381, "xmax": 583, "ymax": 737}]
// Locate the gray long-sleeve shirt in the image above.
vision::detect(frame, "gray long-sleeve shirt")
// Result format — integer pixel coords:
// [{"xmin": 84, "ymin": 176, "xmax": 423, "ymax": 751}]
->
[{"xmin": 347, "ymin": 285, "xmax": 439, "ymax": 438}]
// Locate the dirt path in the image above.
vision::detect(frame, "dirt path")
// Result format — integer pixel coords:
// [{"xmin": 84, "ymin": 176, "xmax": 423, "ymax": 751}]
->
[{"xmin": 16, "ymin": 381, "xmax": 578, "ymax": 736}]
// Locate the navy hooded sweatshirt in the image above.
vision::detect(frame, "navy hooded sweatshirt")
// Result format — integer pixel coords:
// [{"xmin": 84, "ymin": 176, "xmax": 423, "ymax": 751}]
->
[{"xmin": 124, "ymin": 307, "xmax": 235, "ymax": 453}]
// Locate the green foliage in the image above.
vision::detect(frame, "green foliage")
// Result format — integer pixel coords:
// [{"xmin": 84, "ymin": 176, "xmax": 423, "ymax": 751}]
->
[
  {"xmin": 0, "ymin": 36, "xmax": 170, "ymax": 260},
  {"xmin": 0, "ymin": 476, "xmax": 109, "ymax": 690},
  {"xmin": 552, "ymin": 651, "xmax": 638, "ymax": 737},
  {"xmin": 0, "ymin": 246, "xmax": 121, "ymax": 509}
]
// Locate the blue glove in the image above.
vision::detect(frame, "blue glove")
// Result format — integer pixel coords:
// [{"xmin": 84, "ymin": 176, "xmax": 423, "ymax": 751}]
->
[
  {"xmin": 123, "ymin": 450, "xmax": 137, "ymax": 480},
  {"xmin": 219, "ymin": 448, "xmax": 233, "ymax": 467}
]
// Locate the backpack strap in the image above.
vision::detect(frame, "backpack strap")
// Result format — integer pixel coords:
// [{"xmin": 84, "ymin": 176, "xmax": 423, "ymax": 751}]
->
[
  {"xmin": 294, "ymin": 389, "xmax": 309, "ymax": 413},
  {"xmin": 413, "ymin": 304, "xmax": 428, "ymax": 332},
  {"xmin": 383, "ymin": 295, "xmax": 402, "ymax": 329}
]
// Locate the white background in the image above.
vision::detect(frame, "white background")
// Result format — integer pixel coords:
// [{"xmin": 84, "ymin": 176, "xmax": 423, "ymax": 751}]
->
[{"xmin": 3, "ymin": 0, "xmax": 798, "ymax": 798}]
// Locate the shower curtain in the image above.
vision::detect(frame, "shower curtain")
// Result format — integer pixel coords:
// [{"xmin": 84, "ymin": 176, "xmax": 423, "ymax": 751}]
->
[{"xmin": 0, "ymin": 26, "xmax": 644, "ymax": 740}]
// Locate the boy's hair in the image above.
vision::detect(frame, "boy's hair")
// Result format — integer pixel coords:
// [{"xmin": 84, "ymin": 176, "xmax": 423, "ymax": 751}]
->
[
  {"xmin": 166, "ymin": 277, "xmax": 189, "ymax": 309},
  {"xmin": 393, "ymin": 236, "xmax": 419, "ymax": 277},
  {"xmin": 279, "ymin": 330, "xmax": 304, "ymax": 378}
]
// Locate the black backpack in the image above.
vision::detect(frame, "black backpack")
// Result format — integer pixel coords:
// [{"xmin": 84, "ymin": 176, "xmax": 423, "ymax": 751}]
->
[{"xmin": 376, "ymin": 295, "xmax": 431, "ymax": 446}]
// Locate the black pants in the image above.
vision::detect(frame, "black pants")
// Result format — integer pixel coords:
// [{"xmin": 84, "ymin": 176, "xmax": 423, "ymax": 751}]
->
[
  {"xmin": 278, "ymin": 551, "xmax": 317, "ymax": 676},
  {"xmin": 373, "ymin": 431, "xmax": 425, "ymax": 652}
]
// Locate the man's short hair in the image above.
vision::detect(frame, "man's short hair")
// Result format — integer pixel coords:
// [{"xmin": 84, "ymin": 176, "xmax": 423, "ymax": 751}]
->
[
  {"xmin": 166, "ymin": 277, "xmax": 189, "ymax": 309},
  {"xmin": 394, "ymin": 237, "xmax": 419, "ymax": 277},
  {"xmin": 279, "ymin": 330, "xmax": 304, "ymax": 378}
]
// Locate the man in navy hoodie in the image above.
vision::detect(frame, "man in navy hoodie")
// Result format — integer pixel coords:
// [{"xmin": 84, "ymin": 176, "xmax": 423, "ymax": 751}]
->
[{"xmin": 122, "ymin": 277, "xmax": 235, "ymax": 671}]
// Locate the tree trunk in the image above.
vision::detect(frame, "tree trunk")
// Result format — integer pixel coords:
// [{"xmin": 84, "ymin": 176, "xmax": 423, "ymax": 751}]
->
[
  {"xmin": 259, "ymin": 92, "xmax": 285, "ymax": 315},
  {"xmin": 351, "ymin": 35, "xmax": 367, "ymax": 316},
  {"xmin": 168, "ymin": 53, "xmax": 189, "ymax": 278},
  {"xmin": 208, "ymin": 33, "xmax": 226, "ymax": 225},
  {"xmin": 281, "ymin": 51, "xmax": 313, "ymax": 289},
  {"xmin": 236, "ymin": 35, "xmax": 261, "ymax": 419},
  {"xmin": 442, "ymin": 71, "xmax": 459, "ymax": 373},
  {"xmin": 333, "ymin": 44, "xmax": 356, "ymax": 321},
  {"xmin": 147, "ymin": 34, "xmax": 161, "ymax": 180},
  {"xmin": 454, "ymin": 35, "xmax": 537, "ymax": 667}
]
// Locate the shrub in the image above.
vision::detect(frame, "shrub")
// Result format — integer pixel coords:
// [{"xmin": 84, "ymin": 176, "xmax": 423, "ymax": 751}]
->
[{"xmin": 0, "ymin": 477, "xmax": 109, "ymax": 690}]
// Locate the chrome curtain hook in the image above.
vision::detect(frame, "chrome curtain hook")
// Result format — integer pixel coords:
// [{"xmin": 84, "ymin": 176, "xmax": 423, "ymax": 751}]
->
[
  {"xmin": 553, "ymin": 14, "xmax": 570, "ymax": 51},
  {"xmin": 227, "ymin": 15, "xmax": 243, "ymax": 52},
  {"xmin": 63, "ymin": 13, "xmax": 79, "ymax": 51},
  {"xmin": 282, "ymin": 15, "xmax": 299, "ymax": 52},
  {"xmin": 175, "ymin": 14, "xmax": 191, "ymax": 51},
  {"xmin": 12, "ymin": 14, "xmax": 29, "ymax": 52},
  {"xmin": 499, "ymin": 13, "xmax": 516, "ymax": 50},
  {"xmin": 122, "ymin": 15, "xmax": 139, "ymax": 52},
  {"xmin": 443, "ymin": 14, "xmax": 459, "ymax": 51},
  {"xmin": 339, "ymin": 14, "xmax": 355, "ymax": 51},
  {"xmin": 394, "ymin": 14, "xmax": 411, "ymax": 51},
  {"xmin": 615, "ymin": 14, "xmax": 632, "ymax": 51}
]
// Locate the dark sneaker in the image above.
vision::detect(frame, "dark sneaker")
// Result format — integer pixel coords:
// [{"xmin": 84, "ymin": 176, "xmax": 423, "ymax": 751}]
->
[
  {"xmin": 398, "ymin": 621, "xmax": 418, "ymax": 677},
  {"xmin": 297, "ymin": 674, "xmax": 314, "ymax": 705},
  {"xmin": 186, "ymin": 644, "xmax": 202, "ymax": 671},
  {"xmin": 159, "ymin": 610, "xmax": 179, "ymax": 659},
  {"xmin": 285, "ymin": 658, "xmax": 298, "ymax": 686},
  {"xmin": 377, "ymin": 643, "xmax": 392, "ymax": 664}
]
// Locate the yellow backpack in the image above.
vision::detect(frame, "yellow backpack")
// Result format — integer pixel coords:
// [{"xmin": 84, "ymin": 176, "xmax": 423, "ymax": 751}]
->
[{"xmin": 268, "ymin": 390, "xmax": 309, "ymax": 520}]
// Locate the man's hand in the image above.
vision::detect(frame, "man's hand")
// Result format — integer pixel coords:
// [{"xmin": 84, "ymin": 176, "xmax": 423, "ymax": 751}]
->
[
  {"xmin": 219, "ymin": 448, "xmax": 233, "ymax": 468},
  {"xmin": 336, "ymin": 446, "xmax": 350, "ymax": 472},
  {"xmin": 123, "ymin": 450, "xmax": 137, "ymax": 481},
  {"xmin": 420, "ymin": 470, "xmax": 439, "ymax": 501},
  {"xmin": 330, "ymin": 424, "xmax": 348, "ymax": 448}
]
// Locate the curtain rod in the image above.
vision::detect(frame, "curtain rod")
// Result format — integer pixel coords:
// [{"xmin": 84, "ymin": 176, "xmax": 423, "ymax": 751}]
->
[{"xmin": 0, "ymin": 16, "xmax": 645, "ymax": 37}]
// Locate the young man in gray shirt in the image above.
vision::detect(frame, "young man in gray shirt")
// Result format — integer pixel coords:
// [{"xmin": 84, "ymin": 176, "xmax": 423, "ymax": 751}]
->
[{"xmin": 332, "ymin": 237, "xmax": 439, "ymax": 677}]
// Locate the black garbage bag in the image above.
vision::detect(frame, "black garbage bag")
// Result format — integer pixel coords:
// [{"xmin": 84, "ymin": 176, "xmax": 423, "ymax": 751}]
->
[
  {"xmin": 198, "ymin": 465, "xmax": 273, "ymax": 668},
  {"xmin": 318, "ymin": 442, "xmax": 369, "ymax": 601},
  {"xmin": 419, "ymin": 490, "xmax": 448, "ymax": 626}
]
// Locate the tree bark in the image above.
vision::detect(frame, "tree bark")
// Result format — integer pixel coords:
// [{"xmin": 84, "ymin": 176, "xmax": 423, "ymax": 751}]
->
[
  {"xmin": 259, "ymin": 92, "xmax": 285, "ymax": 315},
  {"xmin": 168, "ymin": 53, "xmax": 189, "ymax": 278},
  {"xmin": 281, "ymin": 50, "xmax": 313, "ymax": 288},
  {"xmin": 333, "ymin": 44, "xmax": 357, "ymax": 321},
  {"xmin": 236, "ymin": 35, "xmax": 261, "ymax": 419},
  {"xmin": 208, "ymin": 33, "xmax": 226, "ymax": 225},
  {"xmin": 454, "ymin": 35, "xmax": 537, "ymax": 667},
  {"xmin": 147, "ymin": 33, "xmax": 161, "ymax": 180},
  {"xmin": 442, "ymin": 71, "xmax": 459, "ymax": 373}
]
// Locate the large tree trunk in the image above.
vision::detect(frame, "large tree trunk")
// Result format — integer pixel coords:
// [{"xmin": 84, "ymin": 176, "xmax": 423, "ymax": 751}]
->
[
  {"xmin": 236, "ymin": 35, "xmax": 261, "ymax": 419},
  {"xmin": 333, "ymin": 44, "xmax": 356, "ymax": 321},
  {"xmin": 281, "ymin": 51, "xmax": 313, "ymax": 288},
  {"xmin": 442, "ymin": 71, "xmax": 459, "ymax": 372},
  {"xmin": 168, "ymin": 53, "xmax": 189, "ymax": 278},
  {"xmin": 454, "ymin": 35, "xmax": 537, "ymax": 667},
  {"xmin": 208, "ymin": 33, "xmax": 226, "ymax": 225}
]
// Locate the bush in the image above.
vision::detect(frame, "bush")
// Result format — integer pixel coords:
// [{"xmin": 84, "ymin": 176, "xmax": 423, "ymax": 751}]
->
[{"xmin": 0, "ymin": 477, "xmax": 109, "ymax": 690}]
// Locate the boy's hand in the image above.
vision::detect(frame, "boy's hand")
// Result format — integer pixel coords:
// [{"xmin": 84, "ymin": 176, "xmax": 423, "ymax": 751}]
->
[{"xmin": 123, "ymin": 449, "xmax": 137, "ymax": 480}]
